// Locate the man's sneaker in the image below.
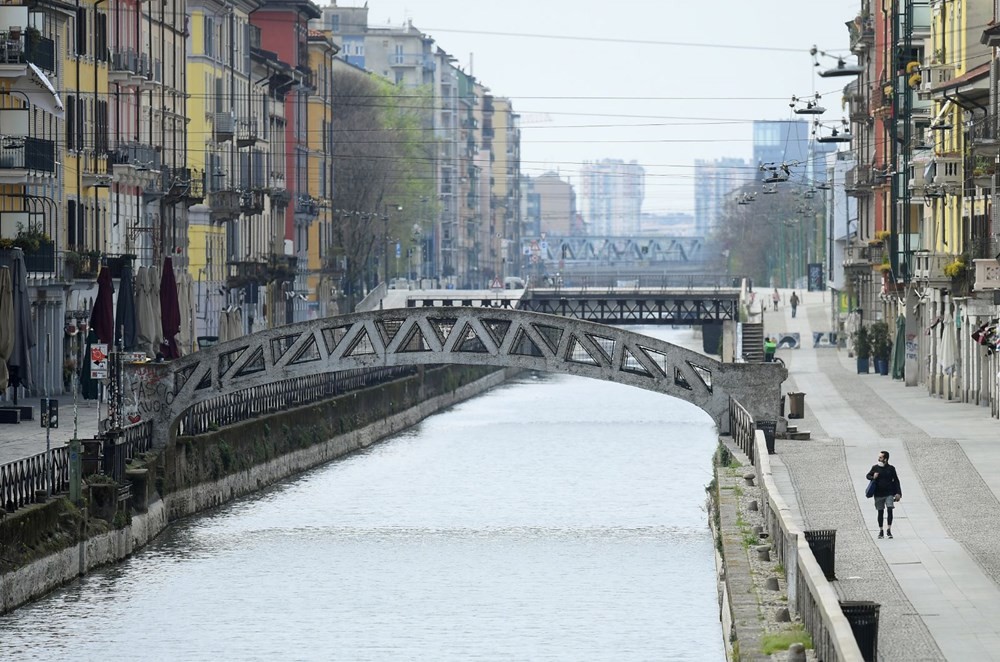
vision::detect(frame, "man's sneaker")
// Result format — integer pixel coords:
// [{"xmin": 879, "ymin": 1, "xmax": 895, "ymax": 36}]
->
[
  {"xmin": 878, "ymin": 531, "xmax": 884, "ymax": 539},
  {"xmin": 887, "ymin": 531, "xmax": 893, "ymax": 539}
]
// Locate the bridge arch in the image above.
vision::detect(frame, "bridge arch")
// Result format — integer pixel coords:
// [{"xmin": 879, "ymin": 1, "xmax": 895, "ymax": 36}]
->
[{"xmin": 126, "ymin": 308, "xmax": 785, "ymax": 449}]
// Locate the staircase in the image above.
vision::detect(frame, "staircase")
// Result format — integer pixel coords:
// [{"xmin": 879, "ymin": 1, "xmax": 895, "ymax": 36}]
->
[{"xmin": 743, "ymin": 322, "xmax": 765, "ymax": 362}]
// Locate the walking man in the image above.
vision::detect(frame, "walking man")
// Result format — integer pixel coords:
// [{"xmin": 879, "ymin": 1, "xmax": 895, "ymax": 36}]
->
[
  {"xmin": 789, "ymin": 291, "xmax": 800, "ymax": 318},
  {"xmin": 866, "ymin": 450, "xmax": 903, "ymax": 538},
  {"xmin": 772, "ymin": 288, "xmax": 780, "ymax": 311}
]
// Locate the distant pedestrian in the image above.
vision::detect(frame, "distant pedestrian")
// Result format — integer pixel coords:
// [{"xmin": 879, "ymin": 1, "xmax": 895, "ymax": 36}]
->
[
  {"xmin": 789, "ymin": 292, "xmax": 800, "ymax": 318},
  {"xmin": 866, "ymin": 450, "xmax": 903, "ymax": 539},
  {"xmin": 772, "ymin": 288, "xmax": 780, "ymax": 311},
  {"xmin": 764, "ymin": 336, "xmax": 776, "ymax": 363}
]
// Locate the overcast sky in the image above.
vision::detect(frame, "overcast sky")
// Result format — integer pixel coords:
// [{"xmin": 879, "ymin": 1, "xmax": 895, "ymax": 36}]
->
[{"xmin": 349, "ymin": 0, "xmax": 860, "ymax": 215}]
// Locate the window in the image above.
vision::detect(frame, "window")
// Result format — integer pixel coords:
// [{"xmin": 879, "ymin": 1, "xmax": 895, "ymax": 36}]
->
[
  {"xmin": 204, "ymin": 16, "xmax": 214, "ymax": 57},
  {"xmin": 329, "ymin": 14, "xmax": 339, "ymax": 32},
  {"xmin": 95, "ymin": 13, "xmax": 107, "ymax": 62},
  {"xmin": 75, "ymin": 7, "xmax": 87, "ymax": 56},
  {"xmin": 66, "ymin": 96, "xmax": 76, "ymax": 150},
  {"xmin": 67, "ymin": 200, "xmax": 77, "ymax": 247}
]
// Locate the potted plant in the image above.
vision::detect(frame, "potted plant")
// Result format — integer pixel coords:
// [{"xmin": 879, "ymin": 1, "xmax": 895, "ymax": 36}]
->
[
  {"xmin": 869, "ymin": 320, "xmax": 892, "ymax": 376},
  {"xmin": 852, "ymin": 325, "xmax": 872, "ymax": 374}
]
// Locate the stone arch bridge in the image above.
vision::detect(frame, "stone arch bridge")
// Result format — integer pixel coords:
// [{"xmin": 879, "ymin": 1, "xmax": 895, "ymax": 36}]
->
[{"xmin": 125, "ymin": 308, "xmax": 785, "ymax": 449}]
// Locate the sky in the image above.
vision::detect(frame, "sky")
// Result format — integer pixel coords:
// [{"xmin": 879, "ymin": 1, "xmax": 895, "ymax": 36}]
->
[{"xmin": 348, "ymin": 0, "xmax": 861, "ymax": 216}]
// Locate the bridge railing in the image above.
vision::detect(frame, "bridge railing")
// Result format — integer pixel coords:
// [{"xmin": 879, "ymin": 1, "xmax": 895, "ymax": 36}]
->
[
  {"xmin": 532, "ymin": 274, "xmax": 744, "ymax": 292},
  {"xmin": 176, "ymin": 366, "xmax": 416, "ymax": 437},
  {"xmin": 0, "ymin": 445, "xmax": 70, "ymax": 513},
  {"xmin": 102, "ymin": 421, "xmax": 154, "ymax": 484}
]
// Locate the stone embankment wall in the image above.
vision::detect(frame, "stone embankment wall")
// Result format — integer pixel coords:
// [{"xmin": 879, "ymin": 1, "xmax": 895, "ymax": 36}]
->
[{"xmin": 0, "ymin": 366, "xmax": 511, "ymax": 614}]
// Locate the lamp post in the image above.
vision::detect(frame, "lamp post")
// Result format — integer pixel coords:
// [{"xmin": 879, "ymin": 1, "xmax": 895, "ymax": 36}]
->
[{"xmin": 383, "ymin": 203, "xmax": 402, "ymax": 285}]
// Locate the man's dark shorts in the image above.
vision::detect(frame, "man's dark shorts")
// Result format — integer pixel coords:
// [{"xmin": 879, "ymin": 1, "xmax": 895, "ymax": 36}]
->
[{"xmin": 874, "ymin": 495, "xmax": 895, "ymax": 510}]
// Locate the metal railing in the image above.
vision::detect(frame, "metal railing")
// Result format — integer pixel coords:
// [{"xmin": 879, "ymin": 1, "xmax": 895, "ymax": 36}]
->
[
  {"xmin": 176, "ymin": 367, "xmax": 416, "ymax": 436},
  {"xmin": 728, "ymin": 396, "xmax": 756, "ymax": 465},
  {"xmin": 0, "ymin": 445, "xmax": 69, "ymax": 513},
  {"xmin": 101, "ymin": 421, "xmax": 154, "ymax": 483}
]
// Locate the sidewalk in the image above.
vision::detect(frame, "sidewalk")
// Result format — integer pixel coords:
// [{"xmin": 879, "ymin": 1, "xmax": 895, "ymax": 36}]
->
[
  {"xmin": 771, "ymin": 289, "xmax": 1000, "ymax": 661},
  {"xmin": 0, "ymin": 394, "xmax": 103, "ymax": 466}
]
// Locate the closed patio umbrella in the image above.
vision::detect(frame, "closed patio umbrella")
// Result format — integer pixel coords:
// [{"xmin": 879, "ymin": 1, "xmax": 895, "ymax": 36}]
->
[
  {"xmin": 89, "ymin": 265, "xmax": 115, "ymax": 345},
  {"xmin": 149, "ymin": 264, "xmax": 163, "ymax": 356},
  {"xmin": 217, "ymin": 307, "xmax": 230, "ymax": 343},
  {"xmin": 114, "ymin": 262, "xmax": 138, "ymax": 351},
  {"xmin": 176, "ymin": 270, "xmax": 194, "ymax": 355},
  {"xmin": 939, "ymin": 311, "xmax": 957, "ymax": 377},
  {"xmin": 0, "ymin": 266, "xmax": 13, "ymax": 391},
  {"xmin": 890, "ymin": 314, "xmax": 905, "ymax": 380},
  {"xmin": 159, "ymin": 257, "xmax": 181, "ymax": 359},
  {"xmin": 7, "ymin": 252, "xmax": 35, "ymax": 395},
  {"xmin": 135, "ymin": 266, "xmax": 154, "ymax": 357}
]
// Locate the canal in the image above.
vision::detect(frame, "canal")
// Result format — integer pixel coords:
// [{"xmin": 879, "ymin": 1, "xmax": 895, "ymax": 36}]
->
[{"xmin": 0, "ymin": 328, "xmax": 724, "ymax": 661}]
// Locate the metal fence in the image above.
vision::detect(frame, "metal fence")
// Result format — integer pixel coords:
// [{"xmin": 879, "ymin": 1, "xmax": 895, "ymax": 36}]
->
[
  {"xmin": 176, "ymin": 366, "xmax": 416, "ymax": 437},
  {"xmin": 102, "ymin": 420, "xmax": 154, "ymax": 484},
  {"xmin": 0, "ymin": 445, "xmax": 69, "ymax": 513}
]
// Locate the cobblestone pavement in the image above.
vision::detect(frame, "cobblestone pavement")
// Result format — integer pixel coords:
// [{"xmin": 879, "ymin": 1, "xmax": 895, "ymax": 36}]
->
[{"xmin": 767, "ymin": 290, "xmax": 1000, "ymax": 661}]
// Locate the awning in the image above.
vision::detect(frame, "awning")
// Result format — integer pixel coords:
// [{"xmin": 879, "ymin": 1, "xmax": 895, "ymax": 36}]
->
[{"xmin": 11, "ymin": 62, "xmax": 63, "ymax": 118}]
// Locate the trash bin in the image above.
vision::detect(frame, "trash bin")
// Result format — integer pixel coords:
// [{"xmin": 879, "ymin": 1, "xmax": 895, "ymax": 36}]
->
[
  {"xmin": 804, "ymin": 529, "xmax": 836, "ymax": 580},
  {"xmin": 840, "ymin": 600, "xmax": 880, "ymax": 662},
  {"xmin": 197, "ymin": 335, "xmax": 220, "ymax": 350},
  {"xmin": 756, "ymin": 420, "xmax": 777, "ymax": 455},
  {"xmin": 788, "ymin": 391, "xmax": 805, "ymax": 419}
]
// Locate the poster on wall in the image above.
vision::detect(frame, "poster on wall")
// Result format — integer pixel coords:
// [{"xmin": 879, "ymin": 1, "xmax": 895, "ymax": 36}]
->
[{"xmin": 807, "ymin": 263, "xmax": 823, "ymax": 292}]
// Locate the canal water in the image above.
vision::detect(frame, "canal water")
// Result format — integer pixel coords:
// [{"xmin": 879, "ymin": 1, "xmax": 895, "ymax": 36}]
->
[{"xmin": 1, "ymin": 329, "xmax": 724, "ymax": 661}]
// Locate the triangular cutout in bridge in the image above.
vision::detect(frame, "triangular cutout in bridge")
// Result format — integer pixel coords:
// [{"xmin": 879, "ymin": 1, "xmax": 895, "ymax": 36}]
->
[
  {"xmin": 454, "ymin": 322, "xmax": 488, "ymax": 353},
  {"xmin": 219, "ymin": 346, "xmax": 248, "ymax": 376},
  {"xmin": 482, "ymin": 319, "xmax": 512, "ymax": 347},
  {"xmin": 510, "ymin": 327, "xmax": 544, "ymax": 357},
  {"xmin": 687, "ymin": 361, "xmax": 713, "ymax": 393},
  {"xmin": 345, "ymin": 328, "xmax": 376, "ymax": 356},
  {"xmin": 620, "ymin": 347, "xmax": 652, "ymax": 376},
  {"xmin": 235, "ymin": 346, "xmax": 266, "ymax": 377},
  {"xmin": 175, "ymin": 363, "xmax": 198, "ymax": 391},
  {"xmin": 639, "ymin": 346, "xmax": 669, "ymax": 377},
  {"xmin": 397, "ymin": 324, "xmax": 431, "ymax": 352},
  {"xmin": 428, "ymin": 318, "xmax": 458, "ymax": 346},
  {"xmin": 587, "ymin": 334, "xmax": 617, "ymax": 363},
  {"xmin": 270, "ymin": 334, "xmax": 302, "ymax": 363},
  {"xmin": 532, "ymin": 324, "xmax": 564, "ymax": 354},
  {"xmin": 376, "ymin": 319, "xmax": 404, "ymax": 346},
  {"xmin": 674, "ymin": 367, "xmax": 692, "ymax": 390},
  {"xmin": 289, "ymin": 335, "xmax": 321, "ymax": 364},
  {"xmin": 322, "ymin": 326, "xmax": 350, "ymax": 355},
  {"xmin": 566, "ymin": 336, "xmax": 600, "ymax": 365},
  {"xmin": 195, "ymin": 370, "xmax": 213, "ymax": 390}
]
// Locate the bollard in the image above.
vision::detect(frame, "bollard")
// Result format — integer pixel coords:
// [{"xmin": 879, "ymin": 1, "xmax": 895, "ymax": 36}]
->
[
  {"xmin": 787, "ymin": 642, "xmax": 806, "ymax": 662},
  {"xmin": 765, "ymin": 576, "xmax": 779, "ymax": 591},
  {"xmin": 775, "ymin": 607, "xmax": 791, "ymax": 622},
  {"xmin": 743, "ymin": 472, "xmax": 756, "ymax": 486},
  {"xmin": 748, "ymin": 499, "xmax": 758, "ymax": 511},
  {"xmin": 756, "ymin": 545, "xmax": 771, "ymax": 562}
]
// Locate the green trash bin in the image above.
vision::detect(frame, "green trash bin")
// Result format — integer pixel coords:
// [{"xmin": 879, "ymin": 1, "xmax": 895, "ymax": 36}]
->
[{"xmin": 788, "ymin": 391, "xmax": 805, "ymax": 419}]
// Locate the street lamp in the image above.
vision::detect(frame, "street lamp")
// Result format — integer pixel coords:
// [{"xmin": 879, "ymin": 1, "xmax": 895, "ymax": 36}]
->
[{"xmin": 383, "ymin": 203, "xmax": 402, "ymax": 286}]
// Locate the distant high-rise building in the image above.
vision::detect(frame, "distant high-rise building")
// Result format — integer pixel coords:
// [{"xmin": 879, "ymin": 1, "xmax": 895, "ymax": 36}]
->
[
  {"xmin": 694, "ymin": 158, "xmax": 754, "ymax": 236},
  {"xmin": 523, "ymin": 172, "xmax": 576, "ymax": 237},
  {"xmin": 579, "ymin": 159, "xmax": 644, "ymax": 236},
  {"xmin": 753, "ymin": 120, "xmax": 810, "ymax": 168}
]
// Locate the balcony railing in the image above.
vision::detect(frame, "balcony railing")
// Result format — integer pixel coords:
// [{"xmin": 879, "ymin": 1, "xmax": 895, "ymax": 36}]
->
[
  {"xmin": 213, "ymin": 113, "xmax": 235, "ymax": 142},
  {"xmin": 109, "ymin": 49, "xmax": 140, "ymax": 75},
  {"xmin": 912, "ymin": 253, "xmax": 951, "ymax": 281},
  {"xmin": 968, "ymin": 116, "xmax": 1000, "ymax": 157},
  {"xmin": 108, "ymin": 142, "xmax": 161, "ymax": 171},
  {"xmin": 295, "ymin": 196, "xmax": 319, "ymax": 219},
  {"xmin": 236, "ymin": 117, "xmax": 258, "ymax": 147},
  {"xmin": 0, "ymin": 137, "xmax": 56, "ymax": 172},
  {"xmin": 0, "ymin": 31, "xmax": 56, "ymax": 72},
  {"xmin": 240, "ymin": 189, "xmax": 264, "ymax": 214},
  {"xmin": 209, "ymin": 189, "xmax": 241, "ymax": 220}
]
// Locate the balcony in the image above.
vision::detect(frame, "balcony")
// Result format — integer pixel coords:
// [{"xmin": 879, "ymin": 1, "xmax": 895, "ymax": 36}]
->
[
  {"xmin": 0, "ymin": 137, "xmax": 56, "ymax": 180},
  {"xmin": 108, "ymin": 142, "xmax": 161, "ymax": 171},
  {"xmin": 843, "ymin": 244, "xmax": 873, "ymax": 271},
  {"xmin": 974, "ymin": 259, "xmax": 1000, "ymax": 290},
  {"xmin": 294, "ymin": 196, "xmax": 319, "ymax": 220},
  {"xmin": 239, "ymin": 189, "xmax": 264, "ymax": 215},
  {"xmin": 844, "ymin": 166, "xmax": 872, "ymax": 197},
  {"xmin": 109, "ymin": 49, "xmax": 141, "ymax": 83},
  {"xmin": 226, "ymin": 254, "xmax": 298, "ymax": 288},
  {"xmin": 912, "ymin": 253, "xmax": 951, "ymax": 282},
  {"xmin": 968, "ymin": 117, "xmax": 1000, "ymax": 157},
  {"xmin": 236, "ymin": 117, "xmax": 258, "ymax": 147},
  {"xmin": 0, "ymin": 29, "xmax": 56, "ymax": 73},
  {"xmin": 165, "ymin": 167, "xmax": 205, "ymax": 204},
  {"xmin": 209, "ymin": 189, "xmax": 241, "ymax": 220},
  {"xmin": 849, "ymin": 14, "xmax": 875, "ymax": 54},
  {"xmin": 213, "ymin": 113, "xmax": 235, "ymax": 143}
]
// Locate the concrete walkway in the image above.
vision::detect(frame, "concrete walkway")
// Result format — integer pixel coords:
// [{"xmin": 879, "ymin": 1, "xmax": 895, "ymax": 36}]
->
[
  {"xmin": 0, "ymin": 394, "xmax": 102, "ymax": 466},
  {"xmin": 770, "ymin": 288, "xmax": 1000, "ymax": 661}
]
